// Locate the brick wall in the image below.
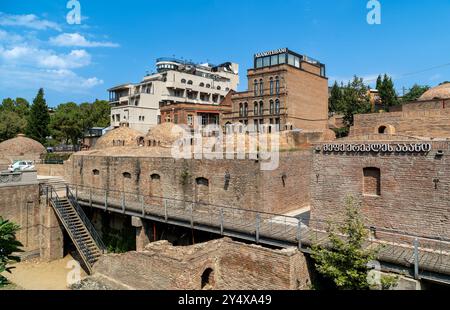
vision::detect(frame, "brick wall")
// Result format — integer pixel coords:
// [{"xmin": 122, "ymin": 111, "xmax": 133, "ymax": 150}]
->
[
  {"xmin": 350, "ymin": 104, "xmax": 450, "ymax": 138},
  {"xmin": 311, "ymin": 141, "xmax": 450, "ymax": 239},
  {"xmin": 91, "ymin": 238, "xmax": 312, "ymax": 290},
  {"xmin": 68, "ymin": 150, "xmax": 313, "ymax": 215}
]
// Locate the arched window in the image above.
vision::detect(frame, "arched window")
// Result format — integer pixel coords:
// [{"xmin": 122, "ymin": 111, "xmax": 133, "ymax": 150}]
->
[
  {"xmin": 270, "ymin": 77, "xmax": 274, "ymax": 95},
  {"xmin": 123, "ymin": 172, "xmax": 132, "ymax": 179},
  {"xmin": 363, "ymin": 167, "xmax": 381, "ymax": 196},
  {"xmin": 239, "ymin": 103, "xmax": 243, "ymax": 117},
  {"xmin": 244, "ymin": 102, "xmax": 248, "ymax": 116},
  {"xmin": 181, "ymin": 79, "xmax": 186, "ymax": 84},
  {"xmin": 196, "ymin": 177, "xmax": 209, "ymax": 187},
  {"xmin": 275, "ymin": 99, "xmax": 280, "ymax": 114},
  {"xmin": 270, "ymin": 100, "xmax": 274, "ymax": 114},
  {"xmin": 253, "ymin": 79, "xmax": 258, "ymax": 96},
  {"xmin": 138, "ymin": 136, "xmax": 145, "ymax": 146},
  {"xmin": 275, "ymin": 76, "xmax": 280, "ymax": 94},
  {"xmin": 187, "ymin": 80, "xmax": 193, "ymax": 85},
  {"xmin": 259, "ymin": 79, "xmax": 264, "ymax": 96},
  {"xmin": 92, "ymin": 169, "xmax": 100, "ymax": 176},
  {"xmin": 254, "ymin": 102, "xmax": 258, "ymax": 115},
  {"xmin": 151, "ymin": 174, "xmax": 161, "ymax": 181},
  {"xmin": 259, "ymin": 101, "xmax": 264, "ymax": 115},
  {"xmin": 201, "ymin": 268, "xmax": 215, "ymax": 289},
  {"xmin": 378, "ymin": 126, "xmax": 387, "ymax": 134}
]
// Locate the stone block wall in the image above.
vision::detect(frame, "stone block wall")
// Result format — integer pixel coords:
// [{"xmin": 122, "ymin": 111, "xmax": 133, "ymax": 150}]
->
[
  {"xmin": 0, "ymin": 183, "xmax": 41, "ymax": 252},
  {"xmin": 35, "ymin": 164, "xmax": 66, "ymax": 178}
]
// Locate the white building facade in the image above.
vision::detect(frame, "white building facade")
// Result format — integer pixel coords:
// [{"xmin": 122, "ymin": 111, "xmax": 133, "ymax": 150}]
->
[{"xmin": 108, "ymin": 58, "xmax": 239, "ymax": 133}]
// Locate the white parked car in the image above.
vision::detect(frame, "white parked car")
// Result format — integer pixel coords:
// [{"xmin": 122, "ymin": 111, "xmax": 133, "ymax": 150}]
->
[{"xmin": 8, "ymin": 161, "xmax": 35, "ymax": 172}]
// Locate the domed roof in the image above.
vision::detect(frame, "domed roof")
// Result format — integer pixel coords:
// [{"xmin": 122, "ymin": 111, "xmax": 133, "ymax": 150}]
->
[
  {"xmin": 0, "ymin": 134, "xmax": 46, "ymax": 157},
  {"xmin": 419, "ymin": 83, "xmax": 450, "ymax": 101},
  {"xmin": 145, "ymin": 123, "xmax": 187, "ymax": 147},
  {"xmin": 94, "ymin": 125, "xmax": 143, "ymax": 149}
]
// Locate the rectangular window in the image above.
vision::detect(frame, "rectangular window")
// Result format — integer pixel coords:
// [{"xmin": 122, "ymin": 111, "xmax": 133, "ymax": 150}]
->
[
  {"xmin": 271, "ymin": 55, "xmax": 278, "ymax": 66},
  {"xmin": 278, "ymin": 53, "xmax": 286, "ymax": 64},
  {"xmin": 187, "ymin": 115, "xmax": 193, "ymax": 126},
  {"xmin": 294, "ymin": 56, "xmax": 300, "ymax": 68},
  {"xmin": 288, "ymin": 54, "xmax": 295, "ymax": 66},
  {"xmin": 256, "ymin": 58, "xmax": 263, "ymax": 68},
  {"xmin": 263, "ymin": 56, "xmax": 270, "ymax": 67},
  {"xmin": 157, "ymin": 115, "xmax": 161, "ymax": 124},
  {"xmin": 174, "ymin": 114, "xmax": 178, "ymax": 124}
]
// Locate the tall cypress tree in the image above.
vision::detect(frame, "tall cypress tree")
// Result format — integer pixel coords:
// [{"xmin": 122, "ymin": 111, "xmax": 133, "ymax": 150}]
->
[
  {"xmin": 329, "ymin": 81, "xmax": 343, "ymax": 113},
  {"xmin": 26, "ymin": 88, "xmax": 50, "ymax": 144},
  {"xmin": 376, "ymin": 75, "xmax": 383, "ymax": 90},
  {"xmin": 378, "ymin": 74, "xmax": 398, "ymax": 111}
]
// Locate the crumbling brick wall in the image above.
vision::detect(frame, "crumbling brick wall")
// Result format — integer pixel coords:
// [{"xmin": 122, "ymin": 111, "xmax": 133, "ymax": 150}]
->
[{"xmin": 90, "ymin": 238, "xmax": 312, "ymax": 290}]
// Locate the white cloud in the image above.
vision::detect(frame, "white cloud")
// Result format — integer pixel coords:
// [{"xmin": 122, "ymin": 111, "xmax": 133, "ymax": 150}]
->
[
  {"xmin": 0, "ymin": 45, "xmax": 91, "ymax": 69},
  {"xmin": 0, "ymin": 29, "xmax": 23, "ymax": 43},
  {"xmin": 49, "ymin": 33, "xmax": 119, "ymax": 48},
  {"xmin": 0, "ymin": 12, "xmax": 61, "ymax": 31},
  {"xmin": 0, "ymin": 65, "xmax": 104, "ymax": 93}
]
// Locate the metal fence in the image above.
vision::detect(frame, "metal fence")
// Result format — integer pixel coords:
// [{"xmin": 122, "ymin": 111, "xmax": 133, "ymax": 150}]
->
[{"xmin": 68, "ymin": 183, "xmax": 450, "ymax": 278}]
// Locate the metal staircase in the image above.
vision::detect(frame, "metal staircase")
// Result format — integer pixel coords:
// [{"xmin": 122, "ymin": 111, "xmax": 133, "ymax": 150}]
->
[{"xmin": 46, "ymin": 184, "xmax": 106, "ymax": 273}]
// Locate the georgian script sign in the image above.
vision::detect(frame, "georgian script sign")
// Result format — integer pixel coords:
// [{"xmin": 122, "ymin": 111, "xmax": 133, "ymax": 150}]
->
[
  {"xmin": 321, "ymin": 143, "xmax": 432, "ymax": 154},
  {"xmin": 255, "ymin": 48, "xmax": 288, "ymax": 58}
]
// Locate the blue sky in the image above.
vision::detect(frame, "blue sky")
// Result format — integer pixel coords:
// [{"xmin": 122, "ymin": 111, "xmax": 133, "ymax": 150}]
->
[{"xmin": 1, "ymin": 0, "xmax": 450, "ymax": 107}]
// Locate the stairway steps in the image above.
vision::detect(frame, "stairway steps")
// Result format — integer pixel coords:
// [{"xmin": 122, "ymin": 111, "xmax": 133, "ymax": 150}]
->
[{"xmin": 48, "ymin": 186, "xmax": 105, "ymax": 274}]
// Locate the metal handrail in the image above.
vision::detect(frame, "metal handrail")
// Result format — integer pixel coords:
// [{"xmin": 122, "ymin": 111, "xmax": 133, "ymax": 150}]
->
[
  {"xmin": 46, "ymin": 186, "xmax": 97, "ymax": 272},
  {"xmin": 66, "ymin": 186, "xmax": 107, "ymax": 253}
]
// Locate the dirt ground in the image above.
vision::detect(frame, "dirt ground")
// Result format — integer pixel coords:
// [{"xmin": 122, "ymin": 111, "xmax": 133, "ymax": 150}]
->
[{"xmin": 1, "ymin": 254, "xmax": 87, "ymax": 290}]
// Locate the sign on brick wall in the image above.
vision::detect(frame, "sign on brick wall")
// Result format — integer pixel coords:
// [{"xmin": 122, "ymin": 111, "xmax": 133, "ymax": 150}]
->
[{"xmin": 320, "ymin": 143, "xmax": 432, "ymax": 154}]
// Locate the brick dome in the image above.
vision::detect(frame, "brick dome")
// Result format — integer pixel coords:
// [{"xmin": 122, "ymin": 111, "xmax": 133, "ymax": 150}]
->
[
  {"xmin": 145, "ymin": 123, "xmax": 187, "ymax": 147},
  {"xmin": 0, "ymin": 134, "xmax": 46, "ymax": 158},
  {"xmin": 419, "ymin": 83, "xmax": 450, "ymax": 100},
  {"xmin": 93, "ymin": 125, "xmax": 143, "ymax": 149}
]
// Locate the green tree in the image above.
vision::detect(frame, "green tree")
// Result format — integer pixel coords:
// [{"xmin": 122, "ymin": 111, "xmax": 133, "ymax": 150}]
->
[
  {"xmin": 14, "ymin": 98, "xmax": 30, "ymax": 118},
  {"xmin": 311, "ymin": 196, "xmax": 377, "ymax": 290},
  {"xmin": 377, "ymin": 74, "xmax": 398, "ymax": 110},
  {"xmin": 329, "ymin": 81, "xmax": 343, "ymax": 113},
  {"xmin": 401, "ymin": 84, "xmax": 430, "ymax": 103},
  {"xmin": 341, "ymin": 76, "xmax": 372, "ymax": 128},
  {"xmin": 49, "ymin": 102, "xmax": 83, "ymax": 145},
  {"xmin": 26, "ymin": 88, "xmax": 50, "ymax": 144},
  {"xmin": 376, "ymin": 75, "xmax": 382, "ymax": 90},
  {"xmin": 0, "ymin": 111, "xmax": 27, "ymax": 142},
  {"xmin": 0, "ymin": 217, "xmax": 23, "ymax": 286}
]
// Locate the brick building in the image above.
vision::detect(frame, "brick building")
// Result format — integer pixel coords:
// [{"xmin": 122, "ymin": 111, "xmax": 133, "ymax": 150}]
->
[
  {"xmin": 159, "ymin": 91, "xmax": 233, "ymax": 129},
  {"xmin": 222, "ymin": 48, "xmax": 328, "ymax": 131}
]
